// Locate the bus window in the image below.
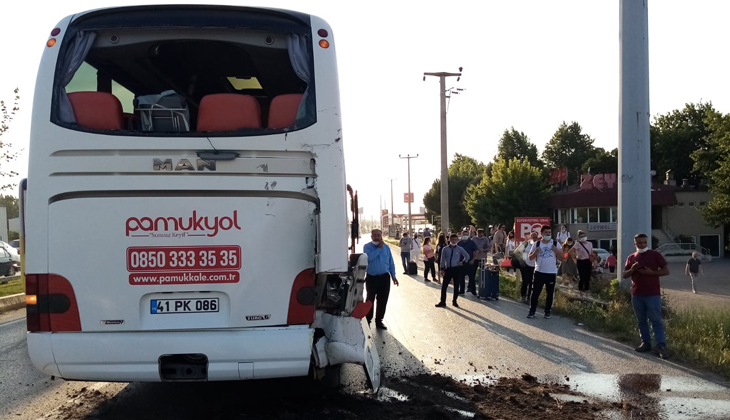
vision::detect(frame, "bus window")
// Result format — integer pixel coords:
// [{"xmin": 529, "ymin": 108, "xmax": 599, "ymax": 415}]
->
[
  {"xmin": 66, "ymin": 62, "xmax": 135, "ymax": 113},
  {"xmin": 53, "ymin": 29, "xmax": 314, "ymax": 135}
]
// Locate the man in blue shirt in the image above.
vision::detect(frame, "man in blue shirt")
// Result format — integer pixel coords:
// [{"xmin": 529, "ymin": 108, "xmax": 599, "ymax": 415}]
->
[
  {"xmin": 363, "ymin": 229, "xmax": 399, "ymax": 330},
  {"xmin": 457, "ymin": 230, "xmax": 479, "ymax": 296},
  {"xmin": 435, "ymin": 233, "xmax": 470, "ymax": 308}
]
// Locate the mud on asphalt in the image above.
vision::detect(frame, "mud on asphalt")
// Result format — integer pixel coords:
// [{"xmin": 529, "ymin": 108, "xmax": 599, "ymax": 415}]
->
[{"xmin": 39, "ymin": 371, "xmax": 660, "ymax": 420}]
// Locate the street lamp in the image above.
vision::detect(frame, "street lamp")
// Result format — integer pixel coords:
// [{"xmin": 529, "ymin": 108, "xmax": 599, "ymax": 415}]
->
[{"xmin": 424, "ymin": 68, "xmax": 462, "ymax": 235}]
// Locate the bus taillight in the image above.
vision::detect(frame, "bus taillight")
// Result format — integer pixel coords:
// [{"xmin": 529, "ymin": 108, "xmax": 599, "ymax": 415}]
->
[
  {"xmin": 287, "ymin": 269, "xmax": 316, "ymax": 325},
  {"xmin": 25, "ymin": 274, "xmax": 81, "ymax": 332}
]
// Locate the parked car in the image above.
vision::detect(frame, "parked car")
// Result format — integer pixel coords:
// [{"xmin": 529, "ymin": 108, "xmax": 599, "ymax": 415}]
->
[
  {"xmin": 0, "ymin": 241, "xmax": 20, "ymax": 260},
  {"xmin": 9, "ymin": 239, "xmax": 20, "ymax": 252},
  {"xmin": 0, "ymin": 243, "xmax": 19, "ymax": 276}
]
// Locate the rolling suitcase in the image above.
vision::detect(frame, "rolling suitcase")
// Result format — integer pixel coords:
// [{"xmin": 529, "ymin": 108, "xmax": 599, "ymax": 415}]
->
[
  {"xmin": 485, "ymin": 270, "xmax": 500, "ymax": 300},
  {"xmin": 478, "ymin": 259, "xmax": 500, "ymax": 300},
  {"xmin": 408, "ymin": 261, "xmax": 418, "ymax": 275}
]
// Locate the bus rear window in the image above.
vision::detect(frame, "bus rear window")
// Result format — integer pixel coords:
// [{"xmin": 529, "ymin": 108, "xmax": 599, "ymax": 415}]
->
[{"xmin": 53, "ymin": 28, "xmax": 314, "ymax": 135}]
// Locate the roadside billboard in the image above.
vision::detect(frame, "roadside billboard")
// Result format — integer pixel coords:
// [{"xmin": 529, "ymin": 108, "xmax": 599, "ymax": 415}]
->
[{"xmin": 514, "ymin": 217, "xmax": 551, "ymax": 243}]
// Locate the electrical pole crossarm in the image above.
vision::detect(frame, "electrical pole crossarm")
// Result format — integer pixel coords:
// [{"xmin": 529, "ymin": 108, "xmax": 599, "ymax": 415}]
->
[{"xmin": 424, "ymin": 72, "xmax": 462, "ymax": 77}]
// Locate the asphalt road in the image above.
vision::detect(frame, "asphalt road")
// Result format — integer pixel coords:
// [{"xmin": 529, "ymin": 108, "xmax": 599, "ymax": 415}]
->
[{"xmin": 1, "ymin": 239, "xmax": 729, "ymax": 419}]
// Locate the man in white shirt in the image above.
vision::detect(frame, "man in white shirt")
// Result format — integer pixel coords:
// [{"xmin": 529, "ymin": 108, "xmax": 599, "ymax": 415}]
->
[
  {"xmin": 527, "ymin": 225, "xmax": 565, "ymax": 319},
  {"xmin": 556, "ymin": 224, "xmax": 570, "ymax": 244}
]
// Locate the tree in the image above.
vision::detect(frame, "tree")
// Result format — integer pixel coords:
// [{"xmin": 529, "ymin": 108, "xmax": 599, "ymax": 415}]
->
[
  {"xmin": 465, "ymin": 158, "xmax": 551, "ymax": 228},
  {"xmin": 495, "ymin": 128, "xmax": 542, "ymax": 168},
  {"xmin": 0, "ymin": 88, "xmax": 20, "ymax": 190},
  {"xmin": 581, "ymin": 147, "xmax": 618, "ymax": 174},
  {"xmin": 696, "ymin": 110, "xmax": 730, "ymax": 227},
  {"xmin": 542, "ymin": 122, "xmax": 595, "ymax": 184},
  {"xmin": 423, "ymin": 154, "xmax": 487, "ymax": 230},
  {"xmin": 0, "ymin": 195, "xmax": 19, "ymax": 219},
  {"xmin": 651, "ymin": 102, "xmax": 717, "ymax": 183}
]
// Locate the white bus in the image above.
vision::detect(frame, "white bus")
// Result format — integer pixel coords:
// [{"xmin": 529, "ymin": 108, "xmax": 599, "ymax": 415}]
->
[{"xmin": 22, "ymin": 5, "xmax": 379, "ymax": 388}]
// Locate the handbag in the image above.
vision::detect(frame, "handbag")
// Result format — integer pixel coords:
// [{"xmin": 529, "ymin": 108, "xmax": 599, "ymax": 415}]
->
[{"xmin": 500, "ymin": 257, "xmax": 512, "ymax": 268}]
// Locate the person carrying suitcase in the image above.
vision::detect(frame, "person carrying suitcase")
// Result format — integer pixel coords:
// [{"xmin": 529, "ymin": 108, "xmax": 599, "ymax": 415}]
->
[
  {"xmin": 435, "ymin": 234, "xmax": 470, "ymax": 308},
  {"xmin": 526, "ymin": 225, "xmax": 565, "ymax": 319}
]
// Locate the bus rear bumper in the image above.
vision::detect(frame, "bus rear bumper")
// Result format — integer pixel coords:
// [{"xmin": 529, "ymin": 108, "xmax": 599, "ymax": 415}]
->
[{"xmin": 28, "ymin": 326, "xmax": 314, "ymax": 382}]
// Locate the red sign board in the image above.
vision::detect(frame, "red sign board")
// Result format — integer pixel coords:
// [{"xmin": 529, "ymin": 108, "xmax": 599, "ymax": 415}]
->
[
  {"xmin": 549, "ymin": 167, "xmax": 568, "ymax": 185},
  {"xmin": 514, "ymin": 217, "xmax": 551, "ymax": 243},
  {"xmin": 403, "ymin": 192, "xmax": 414, "ymax": 203},
  {"xmin": 381, "ymin": 210, "xmax": 389, "ymax": 229},
  {"xmin": 580, "ymin": 173, "xmax": 617, "ymax": 190}
]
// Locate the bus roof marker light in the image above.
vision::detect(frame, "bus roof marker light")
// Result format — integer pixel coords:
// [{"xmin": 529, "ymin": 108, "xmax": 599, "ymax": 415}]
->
[
  {"xmin": 51, "ymin": 28, "xmax": 61, "ymax": 36},
  {"xmin": 319, "ymin": 40, "xmax": 329, "ymax": 49},
  {"xmin": 317, "ymin": 29, "xmax": 328, "ymax": 38},
  {"xmin": 47, "ymin": 38, "xmax": 57, "ymax": 48}
]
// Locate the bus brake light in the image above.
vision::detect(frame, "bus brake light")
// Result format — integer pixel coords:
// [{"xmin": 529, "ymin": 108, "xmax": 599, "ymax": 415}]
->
[
  {"xmin": 46, "ymin": 39, "xmax": 57, "ymax": 48},
  {"xmin": 318, "ymin": 40, "xmax": 329, "ymax": 49}
]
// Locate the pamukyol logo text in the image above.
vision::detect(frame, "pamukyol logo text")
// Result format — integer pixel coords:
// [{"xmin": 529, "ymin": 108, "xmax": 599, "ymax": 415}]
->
[{"xmin": 126, "ymin": 211, "xmax": 241, "ymax": 238}]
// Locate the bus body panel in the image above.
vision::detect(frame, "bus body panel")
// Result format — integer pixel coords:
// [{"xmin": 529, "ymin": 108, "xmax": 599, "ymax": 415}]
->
[
  {"xmin": 48, "ymin": 197, "xmax": 316, "ymax": 332},
  {"xmin": 34, "ymin": 327, "xmax": 313, "ymax": 381}
]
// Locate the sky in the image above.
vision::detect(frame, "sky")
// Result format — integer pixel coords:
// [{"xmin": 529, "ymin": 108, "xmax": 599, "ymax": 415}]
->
[{"xmin": 1, "ymin": 0, "xmax": 729, "ymax": 224}]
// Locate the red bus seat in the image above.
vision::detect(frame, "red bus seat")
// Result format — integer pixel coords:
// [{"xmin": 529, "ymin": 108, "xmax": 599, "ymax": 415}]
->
[
  {"xmin": 68, "ymin": 92, "xmax": 124, "ymax": 130},
  {"xmin": 268, "ymin": 94, "xmax": 303, "ymax": 129},
  {"xmin": 197, "ymin": 94, "xmax": 261, "ymax": 132}
]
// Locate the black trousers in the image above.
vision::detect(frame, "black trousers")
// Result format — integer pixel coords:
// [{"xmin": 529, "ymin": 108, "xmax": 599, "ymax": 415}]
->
[
  {"xmin": 424, "ymin": 257, "xmax": 436, "ymax": 280},
  {"xmin": 440, "ymin": 267, "xmax": 461, "ymax": 304},
  {"xmin": 577, "ymin": 259, "xmax": 592, "ymax": 291},
  {"xmin": 460, "ymin": 261, "xmax": 477, "ymax": 293},
  {"xmin": 365, "ymin": 273, "xmax": 391, "ymax": 323},
  {"xmin": 518, "ymin": 264, "xmax": 535, "ymax": 298},
  {"xmin": 530, "ymin": 271, "xmax": 556, "ymax": 314}
]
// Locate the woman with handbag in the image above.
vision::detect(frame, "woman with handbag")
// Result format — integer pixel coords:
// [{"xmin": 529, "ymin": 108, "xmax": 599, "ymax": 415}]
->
[
  {"xmin": 559, "ymin": 238, "xmax": 579, "ymax": 288},
  {"xmin": 422, "ymin": 237, "xmax": 436, "ymax": 282}
]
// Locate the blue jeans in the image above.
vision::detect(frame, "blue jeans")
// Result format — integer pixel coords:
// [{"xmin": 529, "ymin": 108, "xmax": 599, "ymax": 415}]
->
[
  {"xmin": 632, "ymin": 295, "xmax": 666, "ymax": 347},
  {"xmin": 401, "ymin": 252, "xmax": 410, "ymax": 273}
]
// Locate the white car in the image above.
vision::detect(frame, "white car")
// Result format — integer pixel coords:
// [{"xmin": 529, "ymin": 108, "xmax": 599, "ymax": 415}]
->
[{"xmin": 0, "ymin": 241, "xmax": 20, "ymax": 262}]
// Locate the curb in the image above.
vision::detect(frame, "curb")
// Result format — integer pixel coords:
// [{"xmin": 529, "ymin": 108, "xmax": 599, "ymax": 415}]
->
[{"xmin": 0, "ymin": 293, "xmax": 25, "ymax": 314}]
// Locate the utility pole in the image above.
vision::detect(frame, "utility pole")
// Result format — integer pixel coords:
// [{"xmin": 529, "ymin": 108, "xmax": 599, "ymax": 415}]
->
[
  {"xmin": 424, "ymin": 68, "xmax": 462, "ymax": 235},
  {"xmin": 618, "ymin": 0, "xmax": 651, "ymax": 289},
  {"xmin": 399, "ymin": 154, "xmax": 418, "ymax": 235}
]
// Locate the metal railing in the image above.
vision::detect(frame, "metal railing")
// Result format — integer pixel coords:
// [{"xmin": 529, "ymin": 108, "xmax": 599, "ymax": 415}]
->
[
  {"xmin": 662, "ymin": 224, "xmax": 680, "ymax": 243},
  {"xmin": 655, "ymin": 242, "xmax": 711, "ymax": 258}
]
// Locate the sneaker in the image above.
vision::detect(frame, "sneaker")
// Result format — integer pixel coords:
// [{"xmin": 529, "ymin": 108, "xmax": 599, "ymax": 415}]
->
[
  {"xmin": 544, "ymin": 312, "xmax": 551, "ymax": 319},
  {"xmin": 634, "ymin": 342, "xmax": 652, "ymax": 353},
  {"xmin": 656, "ymin": 345, "xmax": 670, "ymax": 359},
  {"xmin": 452, "ymin": 301, "xmax": 459, "ymax": 308},
  {"xmin": 526, "ymin": 312, "xmax": 535, "ymax": 319},
  {"xmin": 375, "ymin": 322, "xmax": 388, "ymax": 330},
  {"xmin": 435, "ymin": 302, "xmax": 446, "ymax": 308},
  {"xmin": 403, "ymin": 271, "xmax": 408, "ymax": 275},
  {"xmin": 424, "ymin": 278, "xmax": 432, "ymax": 282}
]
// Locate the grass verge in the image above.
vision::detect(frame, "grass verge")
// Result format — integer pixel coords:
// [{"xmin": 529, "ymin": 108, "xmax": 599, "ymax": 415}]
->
[
  {"xmin": 499, "ymin": 274, "xmax": 730, "ymax": 379},
  {"xmin": 0, "ymin": 277, "xmax": 24, "ymax": 298}
]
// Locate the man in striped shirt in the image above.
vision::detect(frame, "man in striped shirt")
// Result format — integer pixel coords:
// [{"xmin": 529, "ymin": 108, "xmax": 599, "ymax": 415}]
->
[{"xmin": 435, "ymin": 233, "xmax": 470, "ymax": 308}]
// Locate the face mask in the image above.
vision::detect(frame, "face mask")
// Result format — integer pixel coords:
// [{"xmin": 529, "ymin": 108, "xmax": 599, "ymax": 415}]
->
[
  {"xmin": 372, "ymin": 241, "xmax": 380, "ymax": 246},
  {"xmin": 450, "ymin": 243, "xmax": 457, "ymax": 247},
  {"xmin": 462, "ymin": 236, "xmax": 469, "ymax": 241},
  {"xmin": 543, "ymin": 235, "xmax": 552, "ymax": 241},
  {"xmin": 579, "ymin": 237, "xmax": 587, "ymax": 242},
  {"xmin": 637, "ymin": 246, "xmax": 649, "ymax": 253},
  {"xmin": 561, "ymin": 228, "xmax": 566, "ymax": 232}
]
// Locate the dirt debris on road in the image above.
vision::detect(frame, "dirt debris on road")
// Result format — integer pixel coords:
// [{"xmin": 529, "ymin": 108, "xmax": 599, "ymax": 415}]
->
[{"xmin": 32, "ymin": 372, "xmax": 650, "ymax": 420}]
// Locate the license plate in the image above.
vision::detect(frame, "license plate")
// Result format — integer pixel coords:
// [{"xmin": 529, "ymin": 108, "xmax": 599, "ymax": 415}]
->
[{"xmin": 150, "ymin": 298, "xmax": 219, "ymax": 314}]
